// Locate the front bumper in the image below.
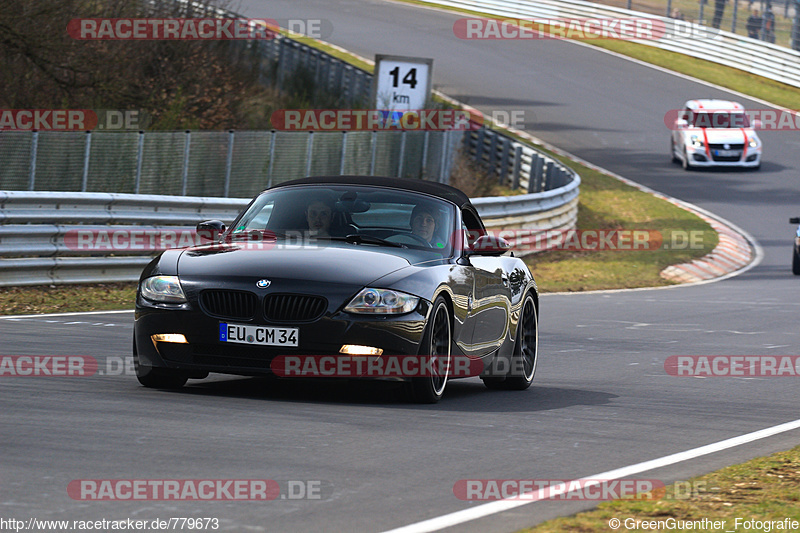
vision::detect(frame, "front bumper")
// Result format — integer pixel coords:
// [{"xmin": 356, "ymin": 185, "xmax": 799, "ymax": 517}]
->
[
  {"xmin": 686, "ymin": 147, "xmax": 761, "ymax": 167},
  {"xmin": 134, "ymin": 296, "xmax": 430, "ymax": 377}
]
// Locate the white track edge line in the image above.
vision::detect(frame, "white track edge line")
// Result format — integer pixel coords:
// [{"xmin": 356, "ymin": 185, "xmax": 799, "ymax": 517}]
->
[
  {"xmin": 381, "ymin": 418, "xmax": 800, "ymax": 533},
  {"xmin": 0, "ymin": 309, "xmax": 134, "ymax": 319}
]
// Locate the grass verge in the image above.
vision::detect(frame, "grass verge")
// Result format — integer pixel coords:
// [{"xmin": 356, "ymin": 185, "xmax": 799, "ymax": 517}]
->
[
  {"xmin": 524, "ymin": 150, "xmax": 718, "ymax": 293},
  {"xmin": 0, "ymin": 283, "xmax": 137, "ymax": 316},
  {"xmin": 522, "ymin": 445, "xmax": 800, "ymax": 532}
]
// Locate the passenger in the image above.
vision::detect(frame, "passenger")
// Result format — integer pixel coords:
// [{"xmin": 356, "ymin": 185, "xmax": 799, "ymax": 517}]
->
[{"xmin": 410, "ymin": 204, "xmax": 438, "ymax": 244}]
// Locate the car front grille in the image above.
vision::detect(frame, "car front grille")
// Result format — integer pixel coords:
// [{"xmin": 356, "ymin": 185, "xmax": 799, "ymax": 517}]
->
[
  {"xmin": 709, "ymin": 143, "xmax": 744, "ymax": 162},
  {"xmin": 264, "ymin": 294, "xmax": 327, "ymax": 322},
  {"xmin": 708, "ymin": 143, "xmax": 744, "ymax": 150},
  {"xmin": 199, "ymin": 290, "xmax": 257, "ymax": 320}
]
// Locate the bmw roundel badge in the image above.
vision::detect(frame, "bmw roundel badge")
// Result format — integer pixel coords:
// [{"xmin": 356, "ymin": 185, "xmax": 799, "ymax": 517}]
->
[{"xmin": 256, "ymin": 279, "xmax": 271, "ymax": 288}]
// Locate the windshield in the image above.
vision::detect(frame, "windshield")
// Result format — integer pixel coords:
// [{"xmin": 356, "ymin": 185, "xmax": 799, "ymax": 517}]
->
[
  {"xmin": 688, "ymin": 111, "xmax": 750, "ymax": 128},
  {"xmin": 231, "ymin": 185, "xmax": 456, "ymax": 255}
]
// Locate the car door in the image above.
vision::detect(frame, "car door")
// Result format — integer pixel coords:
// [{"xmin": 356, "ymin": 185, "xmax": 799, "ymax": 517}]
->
[{"xmin": 460, "ymin": 208, "xmax": 511, "ymax": 356}]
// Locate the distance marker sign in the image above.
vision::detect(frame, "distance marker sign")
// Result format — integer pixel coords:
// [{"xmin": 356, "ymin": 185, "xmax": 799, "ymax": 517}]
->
[{"xmin": 373, "ymin": 55, "xmax": 432, "ymax": 111}]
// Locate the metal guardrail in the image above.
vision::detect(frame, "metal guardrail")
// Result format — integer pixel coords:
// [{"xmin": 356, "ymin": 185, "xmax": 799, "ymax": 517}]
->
[
  {"xmin": 0, "ymin": 1, "xmax": 582, "ymax": 286},
  {"xmin": 429, "ymin": 0, "xmax": 800, "ymax": 89},
  {"xmin": 0, "ymin": 185, "xmax": 578, "ymax": 285}
]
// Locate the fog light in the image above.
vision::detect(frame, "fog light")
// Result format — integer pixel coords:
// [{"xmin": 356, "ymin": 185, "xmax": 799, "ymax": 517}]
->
[
  {"xmin": 340, "ymin": 345, "xmax": 383, "ymax": 356},
  {"xmin": 151, "ymin": 333, "xmax": 188, "ymax": 348}
]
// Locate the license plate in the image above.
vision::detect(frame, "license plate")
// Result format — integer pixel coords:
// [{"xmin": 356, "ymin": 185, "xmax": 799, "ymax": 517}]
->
[
  {"xmin": 714, "ymin": 149, "xmax": 740, "ymax": 157},
  {"xmin": 219, "ymin": 323, "xmax": 298, "ymax": 347}
]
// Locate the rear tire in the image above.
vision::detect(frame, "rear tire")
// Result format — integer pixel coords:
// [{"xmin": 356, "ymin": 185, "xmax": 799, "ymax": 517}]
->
[
  {"xmin": 482, "ymin": 294, "xmax": 538, "ymax": 391},
  {"xmin": 793, "ymin": 248, "xmax": 800, "ymax": 275},
  {"xmin": 409, "ymin": 296, "xmax": 451, "ymax": 403},
  {"xmin": 133, "ymin": 337, "xmax": 188, "ymax": 389}
]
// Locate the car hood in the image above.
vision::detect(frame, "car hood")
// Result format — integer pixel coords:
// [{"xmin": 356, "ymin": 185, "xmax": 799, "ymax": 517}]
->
[
  {"xmin": 176, "ymin": 241, "xmax": 414, "ymax": 286},
  {"xmin": 692, "ymin": 128, "xmax": 756, "ymax": 143}
]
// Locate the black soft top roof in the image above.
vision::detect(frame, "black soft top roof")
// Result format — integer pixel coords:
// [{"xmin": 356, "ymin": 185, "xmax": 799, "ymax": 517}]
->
[{"xmin": 270, "ymin": 175, "xmax": 473, "ymax": 210}]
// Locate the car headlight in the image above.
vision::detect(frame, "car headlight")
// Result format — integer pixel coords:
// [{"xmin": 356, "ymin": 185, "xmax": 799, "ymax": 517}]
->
[
  {"xmin": 748, "ymin": 138, "xmax": 759, "ymax": 148},
  {"xmin": 344, "ymin": 288, "xmax": 419, "ymax": 315},
  {"xmin": 690, "ymin": 135, "xmax": 704, "ymax": 149},
  {"xmin": 140, "ymin": 275, "xmax": 187, "ymax": 303}
]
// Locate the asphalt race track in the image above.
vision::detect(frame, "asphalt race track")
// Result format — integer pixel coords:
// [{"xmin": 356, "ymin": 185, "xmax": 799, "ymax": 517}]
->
[{"xmin": 2, "ymin": 1, "xmax": 799, "ymax": 532}]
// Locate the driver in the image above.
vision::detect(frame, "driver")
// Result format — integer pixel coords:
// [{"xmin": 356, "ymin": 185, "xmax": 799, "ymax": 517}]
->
[
  {"xmin": 410, "ymin": 204, "xmax": 437, "ymax": 244},
  {"xmin": 305, "ymin": 197, "xmax": 334, "ymax": 237}
]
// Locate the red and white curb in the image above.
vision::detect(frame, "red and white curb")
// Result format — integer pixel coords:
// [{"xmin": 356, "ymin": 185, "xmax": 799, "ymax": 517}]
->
[{"xmin": 660, "ymin": 213, "xmax": 753, "ymax": 283}]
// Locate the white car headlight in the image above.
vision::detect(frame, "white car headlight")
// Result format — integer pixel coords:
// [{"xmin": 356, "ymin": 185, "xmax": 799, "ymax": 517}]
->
[
  {"xmin": 748, "ymin": 138, "xmax": 759, "ymax": 148},
  {"xmin": 344, "ymin": 288, "xmax": 419, "ymax": 315},
  {"xmin": 690, "ymin": 135, "xmax": 704, "ymax": 149},
  {"xmin": 140, "ymin": 276, "xmax": 187, "ymax": 303}
]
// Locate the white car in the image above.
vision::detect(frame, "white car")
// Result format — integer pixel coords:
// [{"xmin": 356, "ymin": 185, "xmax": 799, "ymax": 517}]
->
[{"xmin": 671, "ymin": 99, "xmax": 762, "ymax": 170}]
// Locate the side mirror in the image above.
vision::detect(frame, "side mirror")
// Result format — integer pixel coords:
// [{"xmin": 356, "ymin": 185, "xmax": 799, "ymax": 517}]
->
[
  {"xmin": 790, "ymin": 217, "xmax": 800, "ymax": 224},
  {"xmin": 466, "ymin": 235, "xmax": 511, "ymax": 256},
  {"xmin": 675, "ymin": 118, "xmax": 688, "ymax": 129},
  {"xmin": 197, "ymin": 220, "xmax": 226, "ymax": 242}
]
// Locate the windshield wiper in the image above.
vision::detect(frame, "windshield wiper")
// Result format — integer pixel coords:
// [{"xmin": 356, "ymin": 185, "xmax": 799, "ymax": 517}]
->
[{"xmin": 326, "ymin": 234, "xmax": 406, "ymax": 248}]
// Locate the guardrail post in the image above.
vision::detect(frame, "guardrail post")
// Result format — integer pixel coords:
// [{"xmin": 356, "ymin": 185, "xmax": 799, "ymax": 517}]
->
[
  {"xmin": 28, "ymin": 131, "xmax": 39, "ymax": 191},
  {"xmin": 134, "ymin": 131, "xmax": 144, "ymax": 194},
  {"xmin": 499, "ymin": 137, "xmax": 510, "ymax": 185},
  {"xmin": 339, "ymin": 131, "xmax": 347, "ymax": 175},
  {"xmin": 462, "ymin": 128, "xmax": 472, "ymax": 152},
  {"xmin": 224, "ymin": 130, "xmax": 234, "ymax": 197},
  {"xmin": 305, "ymin": 131, "xmax": 314, "ymax": 177},
  {"xmin": 544, "ymin": 161, "xmax": 555, "ymax": 191},
  {"xmin": 529, "ymin": 155, "xmax": 544, "ymax": 193},
  {"xmin": 475, "ymin": 128, "xmax": 486, "ymax": 168},
  {"xmin": 398, "ymin": 131, "xmax": 407, "ymax": 178},
  {"xmin": 81, "ymin": 131, "xmax": 92, "ymax": 192},
  {"xmin": 511, "ymin": 145, "xmax": 522, "ymax": 190},
  {"xmin": 487, "ymin": 131, "xmax": 498, "ymax": 174},
  {"xmin": 181, "ymin": 130, "xmax": 191, "ymax": 196},
  {"xmin": 370, "ymin": 130, "xmax": 377, "ymax": 176}
]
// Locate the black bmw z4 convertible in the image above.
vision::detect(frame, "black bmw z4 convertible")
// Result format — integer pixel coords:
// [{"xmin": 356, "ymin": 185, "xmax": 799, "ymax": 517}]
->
[{"xmin": 134, "ymin": 175, "xmax": 539, "ymax": 402}]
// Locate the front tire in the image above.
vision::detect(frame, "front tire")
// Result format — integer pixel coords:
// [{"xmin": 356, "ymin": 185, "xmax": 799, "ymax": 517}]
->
[
  {"xmin": 793, "ymin": 248, "xmax": 800, "ymax": 275},
  {"xmin": 483, "ymin": 294, "xmax": 538, "ymax": 391},
  {"xmin": 671, "ymin": 138, "xmax": 680, "ymax": 163},
  {"xmin": 682, "ymin": 148, "xmax": 693, "ymax": 171},
  {"xmin": 409, "ymin": 296, "xmax": 451, "ymax": 403},
  {"xmin": 133, "ymin": 337, "xmax": 188, "ymax": 389}
]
